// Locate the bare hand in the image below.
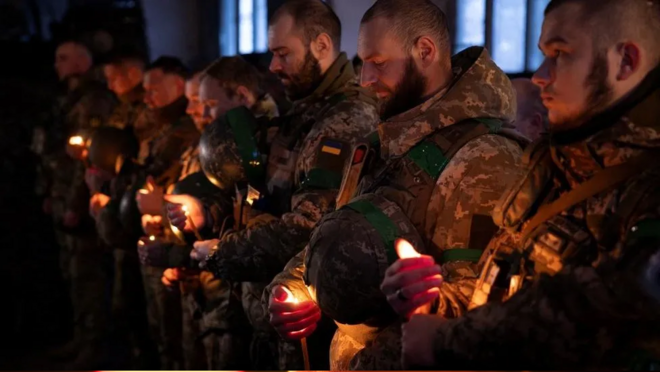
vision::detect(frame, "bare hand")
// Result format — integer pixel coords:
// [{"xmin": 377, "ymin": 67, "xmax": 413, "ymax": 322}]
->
[
  {"xmin": 164, "ymin": 194, "xmax": 205, "ymax": 232},
  {"xmin": 161, "ymin": 268, "xmax": 181, "ymax": 287},
  {"xmin": 401, "ymin": 314, "xmax": 443, "ymax": 368},
  {"xmin": 141, "ymin": 214, "xmax": 163, "ymax": 236},
  {"xmin": 89, "ymin": 193, "xmax": 111, "ymax": 218},
  {"xmin": 381, "ymin": 256, "xmax": 442, "ymax": 319},
  {"xmin": 191, "ymin": 239, "xmax": 219, "ymax": 262},
  {"xmin": 268, "ymin": 286, "xmax": 321, "ymax": 341},
  {"xmin": 135, "ymin": 176, "xmax": 164, "ymax": 215}
]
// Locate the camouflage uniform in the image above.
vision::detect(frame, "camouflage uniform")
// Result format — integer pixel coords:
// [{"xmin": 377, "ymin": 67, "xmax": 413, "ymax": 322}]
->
[
  {"xmin": 267, "ymin": 46, "xmax": 527, "ymax": 370},
  {"xmin": 139, "ymin": 95, "xmax": 200, "ymax": 370},
  {"xmin": 418, "ymin": 65, "xmax": 660, "ymax": 370},
  {"xmin": 46, "ymin": 74, "xmax": 117, "ymax": 365},
  {"xmin": 205, "ymin": 52, "xmax": 379, "ymax": 370}
]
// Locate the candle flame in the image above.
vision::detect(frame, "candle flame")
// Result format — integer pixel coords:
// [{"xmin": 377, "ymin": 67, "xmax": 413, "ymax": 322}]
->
[
  {"xmin": 69, "ymin": 136, "xmax": 84, "ymax": 146},
  {"xmin": 182, "ymin": 205, "xmax": 189, "ymax": 216},
  {"xmin": 281, "ymin": 286, "xmax": 299, "ymax": 304},
  {"xmin": 138, "ymin": 189, "xmax": 149, "ymax": 195},
  {"xmin": 149, "ymin": 235, "xmax": 155, "ymax": 241},
  {"xmin": 395, "ymin": 238, "xmax": 421, "ymax": 259}
]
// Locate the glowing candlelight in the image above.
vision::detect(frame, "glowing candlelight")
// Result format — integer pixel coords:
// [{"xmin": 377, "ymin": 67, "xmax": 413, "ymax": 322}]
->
[
  {"xmin": 149, "ymin": 235, "xmax": 155, "ymax": 241},
  {"xmin": 69, "ymin": 136, "xmax": 84, "ymax": 146},
  {"xmin": 138, "ymin": 189, "xmax": 149, "ymax": 195},
  {"xmin": 182, "ymin": 205, "xmax": 203, "ymax": 241},
  {"xmin": 395, "ymin": 238, "xmax": 421, "ymax": 259},
  {"xmin": 278, "ymin": 286, "xmax": 309, "ymax": 370}
]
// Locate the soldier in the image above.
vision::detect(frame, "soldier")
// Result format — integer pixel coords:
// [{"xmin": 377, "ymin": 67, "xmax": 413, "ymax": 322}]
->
[
  {"xmin": 44, "ymin": 39, "xmax": 117, "ymax": 369},
  {"xmin": 134, "ymin": 56, "xmax": 199, "ymax": 370},
  {"xmin": 165, "ymin": 56, "xmax": 278, "ymax": 370},
  {"xmin": 265, "ymin": 0, "xmax": 527, "ymax": 369},
  {"xmin": 511, "ymin": 78, "xmax": 548, "ymax": 141},
  {"xmin": 387, "ymin": 0, "xmax": 660, "ymax": 369},
  {"xmin": 103, "ymin": 48, "xmax": 148, "ymax": 130},
  {"xmin": 168, "ymin": 1, "xmax": 379, "ymax": 369}
]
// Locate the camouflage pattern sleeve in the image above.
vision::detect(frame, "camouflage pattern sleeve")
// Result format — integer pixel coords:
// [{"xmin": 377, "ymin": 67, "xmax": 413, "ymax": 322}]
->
[
  {"xmin": 428, "ymin": 134, "xmax": 523, "ymax": 318},
  {"xmin": 428, "ymin": 219, "xmax": 660, "ymax": 369},
  {"xmin": 207, "ymin": 99, "xmax": 378, "ymax": 282},
  {"xmin": 146, "ymin": 119, "xmax": 200, "ymax": 181}
]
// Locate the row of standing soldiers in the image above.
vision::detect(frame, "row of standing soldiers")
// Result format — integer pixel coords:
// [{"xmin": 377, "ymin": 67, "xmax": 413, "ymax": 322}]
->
[{"xmin": 33, "ymin": 0, "xmax": 660, "ymax": 369}]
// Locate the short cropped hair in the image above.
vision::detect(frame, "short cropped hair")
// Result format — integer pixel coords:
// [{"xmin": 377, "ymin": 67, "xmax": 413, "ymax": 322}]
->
[
  {"xmin": 361, "ymin": 0, "xmax": 451, "ymax": 58},
  {"xmin": 202, "ymin": 56, "xmax": 263, "ymax": 98},
  {"xmin": 145, "ymin": 56, "xmax": 190, "ymax": 79},
  {"xmin": 545, "ymin": 0, "xmax": 660, "ymax": 63},
  {"xmin": 270, "ymin": 0, "xmax": 342, "ymax": 52}
]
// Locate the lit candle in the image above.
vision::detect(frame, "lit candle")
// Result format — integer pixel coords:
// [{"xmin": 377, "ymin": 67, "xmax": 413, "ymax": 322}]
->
[
  {"xmin": 149, "ymin": 235, "xmax": 155, "ymax": 241},
  {"xmin": 280, "ymin": 286, "xmax": 310, "ymax": 370},
  {"xmin": 69, "ymin": 136, "xmax": 84, "ymax": 146},
  {"xmin": 182, "ymin": 205, "xmax": 203, "ymax": 241},
  {"xmin": 395, "ymin": 238, "xmax": 421, "ymax": 259}
]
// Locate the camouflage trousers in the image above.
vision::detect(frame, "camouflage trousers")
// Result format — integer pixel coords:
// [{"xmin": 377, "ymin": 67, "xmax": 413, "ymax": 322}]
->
[
  {"xmin": 59, "ymin": 232, "xmax": 110, "ymax": 347},
  {"xmin": 140, "ymin": 265, "xmax": 183, "ymax": 369},
  {"xmin": 179, "ymin": 273, "xmax": 207, "ymax": 370},
  {"xmin": 110, "ymin": 249, "xmax": 159, "ymax": 369}
]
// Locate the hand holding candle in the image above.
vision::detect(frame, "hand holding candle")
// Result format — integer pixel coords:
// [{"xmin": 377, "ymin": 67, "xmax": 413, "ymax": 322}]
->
[
  {"xmin": 268, "ymin": 285, "xmax": 318, "ymax": 370},
  {"xmin": 381, "ymin": 238, "xmax": 443, "ymax": 319},
  {"xmin": 164, "ymin": 194, "xmax": 205, "ymax": 233},
  {"xmin": 135, "ymin": 176, "xmax": 164, "ymax": 215}
]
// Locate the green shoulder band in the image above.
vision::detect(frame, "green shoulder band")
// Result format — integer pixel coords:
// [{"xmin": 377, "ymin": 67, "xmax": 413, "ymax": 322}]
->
[
  {"xmin": 441, "ymin": 248, "xmax": 484, "ymax": 264},
  {"xmin": 226, "ymin": 106, "xmax": 265, "ymax": 186},
  {"xmin": 406, "ymin": 142, "xmax": 450, "ymax": 179},
  {"xmin": 344, "ymin": 199, "xmax": 399, "ymax": 265}
]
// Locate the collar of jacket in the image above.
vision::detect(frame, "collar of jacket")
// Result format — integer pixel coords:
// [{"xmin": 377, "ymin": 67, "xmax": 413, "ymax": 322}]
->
[
  {"xmin": 377, "ymin": 46, "xmax": 516, "ymax": 158},
  {"xmin": 118, "ymin": 84, "xmax": 145, "ymax": 105},
  {"xmin": 153, "ymin": 95, "xmax": 189, "ymax": 126},
  {"xmin": 289, "ymin": 52, "xmax": 357, "ymax": 111}
]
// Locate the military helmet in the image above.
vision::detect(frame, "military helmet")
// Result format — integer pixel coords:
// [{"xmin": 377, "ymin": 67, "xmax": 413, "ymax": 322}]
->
[
  {"xmin": 199, "ymin": 106, "xmax": 265, "ymax": 191},
  {"xmin": 304, "ymin": 193, "xmax": 426, "ymax": 325},
  {"xmin": 88, "ymin": 126, "xmax": 139, "ymax": 174},
  {"xmin": 119, "ymin": 174, "xmax": 146, "ymax": 239}
]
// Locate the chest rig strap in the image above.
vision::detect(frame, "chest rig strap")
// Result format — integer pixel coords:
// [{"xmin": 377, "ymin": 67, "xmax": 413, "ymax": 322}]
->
[
  {"xmin": 404, "ymin": 117, "xmax": 503, "ymax": 263},
  {"xmin": 344, "ymin": 199, "xmax": 400, "ymax": 265}
]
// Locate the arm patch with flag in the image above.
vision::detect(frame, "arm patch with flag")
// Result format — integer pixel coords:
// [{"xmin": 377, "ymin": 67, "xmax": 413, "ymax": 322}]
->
[{"xmin": 300, "ymin": 138, "xmax": 351, "ymax": 191}]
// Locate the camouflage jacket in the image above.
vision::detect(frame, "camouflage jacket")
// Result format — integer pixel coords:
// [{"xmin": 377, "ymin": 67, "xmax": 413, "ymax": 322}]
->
[
  {"xmin": 141, "ymin": 96, "xmax": 200, "ymax": 190},
  {"xmin": 48, "ymin": 76, "xmax": 117, "ymax": 229},
  {"xmin": 267, "ymin": 47, "xmax": 526, "ymax": 370},
  {"xmin": 205, "ymin": 53, "xmax": 379, "ymax": 282},
  {"xmin": 106, "ymin": 84, "xmax": 147, "ymax": 130},
  {"xmin": 426, "ymin": 65, "xmax": 660, "ymax": 369}
]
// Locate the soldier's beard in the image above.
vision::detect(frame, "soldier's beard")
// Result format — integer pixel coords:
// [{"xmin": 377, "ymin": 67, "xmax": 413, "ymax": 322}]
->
[
  {"xmin": 379, "ymin": 57, "xmax": 428, "ymax": 120},
  {"xmin": 553, "ymin": 51, "xmax": 614, "ymax": 131},
  {"xmin": 279, "ymin": 49, "xmax": 323, "ymax": 101}
]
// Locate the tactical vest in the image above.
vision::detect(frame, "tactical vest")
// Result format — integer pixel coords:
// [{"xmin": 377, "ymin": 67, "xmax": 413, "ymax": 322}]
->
[
  {"xmin": 472, "ymin": 140, "xmax": 660, "ymax": 308},
  {"xmin": 356, "ymin": 117, "xmax": 526, "ymax": 267}
]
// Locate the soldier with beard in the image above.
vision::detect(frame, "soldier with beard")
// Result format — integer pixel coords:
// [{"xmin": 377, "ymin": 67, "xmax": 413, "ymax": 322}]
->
[
  {"xmin": 42, "ymin": 39, "xmax": 117, "ymax": 369},
  {"xmin": 386, "ymin": 0, "xmax": 660, "ymax": 369},
  {"xmin": 265, "ymin": 0, "xmax": 527, "ymax": 369},
  {"xmin": 167, "ymin": 1, "xmax": 379, "ymax": 369}
]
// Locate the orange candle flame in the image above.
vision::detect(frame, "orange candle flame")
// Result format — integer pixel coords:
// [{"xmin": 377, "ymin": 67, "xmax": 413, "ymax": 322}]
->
[
  {"xmin": 395, "ymin": 238, "xmax": 421, "ymax": 259},
  {"xmin": 69, "ymin": 136, "xmax": 84, "ymax": 146},
  {"xmin": 281, "ymin": 286, "xmax": 299, "ymax": 304},
  {"xmin": 149, "ymin": 235, "xmax": 155, "ymax": 241}
]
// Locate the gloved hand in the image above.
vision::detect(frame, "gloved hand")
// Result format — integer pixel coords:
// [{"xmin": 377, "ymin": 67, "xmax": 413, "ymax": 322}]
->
[{"xmin": 268, "ymin": 285, "xmax": 321, "ymax": 341}]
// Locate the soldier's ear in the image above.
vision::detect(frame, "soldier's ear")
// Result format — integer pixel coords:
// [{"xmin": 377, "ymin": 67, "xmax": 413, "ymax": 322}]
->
[
  {"xmin": 413, "ymin": 36, "xmax": 437, "ymax": 68},
  {"xmin": 311, "ymin": 32, "xmax": 332, "ymax": 61}
]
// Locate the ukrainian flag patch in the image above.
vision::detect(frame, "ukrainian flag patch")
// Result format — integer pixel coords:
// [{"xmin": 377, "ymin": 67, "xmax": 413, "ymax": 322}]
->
[{"xmin": 321, "ymin": 140, "xmax": 343, "ymax": 155}]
